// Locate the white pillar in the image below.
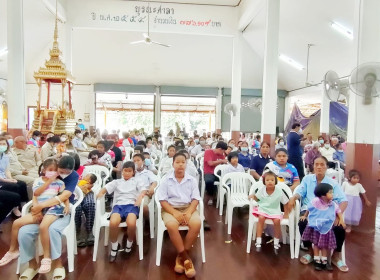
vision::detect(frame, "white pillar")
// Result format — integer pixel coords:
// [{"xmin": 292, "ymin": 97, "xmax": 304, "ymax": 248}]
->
[
  {"xmin": 230, "ymin": 34, "xmax": 242, "ymax": 141},
  {"xmin": 260, "ymin": 0, "xmax": 280, "ymax": 146},
  {"xmin": 89, "ymin": 84, "xmax": 96, "ymax": 128},
  {"xmin": 320, "ymin": 87, "xmax": 330, "ymax": 136},
  {"xmin": 154, "ymin": 86, "xmax": 161, "ymax": 129},
  {"xmin": 7, "ymin": 0, "xmax": 26, "ymax": 135},
  {"xmin": 215, "ymin": 88, "xmax": 222, "ymax": 133},
  {"xmin": 345, "ymin": 0, "xmax": 380, "ymax": 232}
]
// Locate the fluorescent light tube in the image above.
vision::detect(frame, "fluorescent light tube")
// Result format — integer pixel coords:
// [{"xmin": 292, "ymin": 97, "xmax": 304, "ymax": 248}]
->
[
  {"xmin": 279, "ymin": 54, "xmax": 304, "ymax": 70},
  {"xmin": 331, "ymin": 22, "xmax": 353, "ymax": 40},
  {"xmin": 0, "ymin": 48, "xmax": 8, "ymax": 57}
]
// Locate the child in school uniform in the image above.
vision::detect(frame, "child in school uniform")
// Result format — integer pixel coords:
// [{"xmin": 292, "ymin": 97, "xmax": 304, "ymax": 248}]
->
[
  {"xmin": 156, "ymin": 152, "xmax": 201, "ymax": 278},
  {"xmin": 96, "ymin": 161, "xmax": 145, "ymax": 262},
  {"xmin": 75, "ymin": 173, "xmax": 98, "ymax": 247},
  {"xmin": 160, "ymin": 145, "xmax": 176, "ymax": 176}
]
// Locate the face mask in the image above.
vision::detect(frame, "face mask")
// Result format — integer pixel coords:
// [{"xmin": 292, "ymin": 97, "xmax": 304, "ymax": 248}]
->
[
  {"xmin": 144, "ymin": 158, "xmax": 151, "ymax": 166},
  {"xmin": 230, "ymin": 144, "xmax": 235, "ymax": 148},
  {"xmin": 338, "ymin": 149, "xmax": 343, "ymax": 152},
  {"xmin": 135, "ymin": 163, "xmax": 143, "ymax": 171},
  {"xmin": 199, "ymin": 140, "xmax": 206, "ymax": 145},
  {"xmin": 279, "ymin": 141, "xmax": 284, "ymax": 146},
  {"xmin": 194, "ymin": 139, "xmax": 199, "ymax": 144},
  {"xmin": 45, "ymin": 171, "xmax": 58, "ymax": 178},
  {"xmin": 325, "ymin": 144, "xmax": 330, "ymax": 149},
  {"xmin": 241, "ymin": 147, "xmax": 248, "ymax": 152},
  {"xmin": 7, "ymin": 139, "xmax": 14, "ymax": 147},
  {"xmin": 61, "ymin": 137, "xmax": 67, "ymax": 142},
  {"xmin": 0, "ymin": 146, "xmax": 7, "ymax": 153},
  {"xmin": 319, "ymin": 139, "xmax": 324, "ymax": 144},
  {"xmin": 59, "ymin": 172, "xmax": 70, "ymax": 179},
  {"xmin": 298, "ymin": 128, "xmax": 303, "ymax": 134}
]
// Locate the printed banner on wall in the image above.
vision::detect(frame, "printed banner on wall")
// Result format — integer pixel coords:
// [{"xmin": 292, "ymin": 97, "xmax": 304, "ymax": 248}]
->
[{"xmin": 68, "ymin": 0, "xmax": 238, "ymax": 36}]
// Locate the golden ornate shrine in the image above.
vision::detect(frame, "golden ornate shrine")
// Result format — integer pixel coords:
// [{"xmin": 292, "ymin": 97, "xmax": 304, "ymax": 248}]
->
[{"xmin": 32, "ymin": 9, "xmax": 76, "ymax": 134}]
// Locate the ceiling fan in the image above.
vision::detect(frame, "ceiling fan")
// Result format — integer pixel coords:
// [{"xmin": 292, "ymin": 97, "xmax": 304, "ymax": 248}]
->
[{"xmin": 130, "ymin": 5, "xmax": 171, "ymax": 48}]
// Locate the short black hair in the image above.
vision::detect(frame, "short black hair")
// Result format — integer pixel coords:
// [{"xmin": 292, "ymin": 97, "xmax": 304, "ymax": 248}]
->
[
  {"xmin": 227, "ymin": 151, "xmax": 239, "ymax": 162},
  {"xmin": 87, "ymin": 173, "xmax": 98, "ymax": 184},
  {"xmin": 173, "ymin": 152, "xmax": 187, "ymax": 162},
  {"xmin": 142, "ymin": 152, "xmax": 150, "ymax": 156},
  {"xmin": 137, "ymin": 140, "xmax": 146, "ymax": 148},
  {"xmin": 74, "ymin": 129, "xmax": 82, "ymax": 135},
  {"xmin": 291, "ymin": 123, "xmax": 301, "ymax": 129},
  {"xmin": 32, "ymin": 130, "xmax": 42, "ymax": 137},
  {"xmin": 314, "ymin": 183, "xmax": 333, "ymax": 198},
  {"xmin": 122, "ymin": 161, "xmax": 135, "ymax": 172},
  {"xmin": 88, "ymin": 150, "xmax": 100, "ymax": 159},
  {"xmin": 262, "ymin": 170, "xmax": 278, "ymax": 185},
  {"xmin": 97, "ymin": 140, "xmax": 109, "ymax": 151},
  {"xmin": 47, "ymin": 135, "xmax": 61, "ymax": 144},
  {"xmin": 146, "ymin": 137, "xmax": 152, "ymax": 142},
  {"xmin": 133, "ymin": 153, "xmax": 145, "ymax": 162},
  {"xmin": 275, "ymin": 148, "xmax": 288, "ymax": 156},
  {"xmin": 216, "ymin": 141, "xmax": 228, "ymax": 150},
  {"xmin": 167, "ymin": 144, "xmax": 176, "ymax": 151},
  {"xmin": 134, "ymin": 145, "xmax": 144, "ymax": 153},
  {"xmin": 58, "ymin": 156, "xmax": 75, "ymax": 170},
  {"xmin": 177, "ymin": 149, "xmax": 189, "ymax": 156},
  {"xmin": 348, "ymin": 169, "xmax": 360, "ymax": 180},
  {"xmin": 68, "ymin": 152, "xmax": 81, "ymax": 171}
]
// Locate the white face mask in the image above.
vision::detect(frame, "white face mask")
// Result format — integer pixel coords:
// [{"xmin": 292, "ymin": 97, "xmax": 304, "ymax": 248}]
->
[
  {"xmin": 325, "ymin": 144, "xmax": 330, "ymax": 149},
  {"xmin": 61, "ymin": 137, "xmax": 67, "ymax": 142},
  {"xmin": 279, "ymin": 141, "xmax": 284, "ymax": 146},
  {"xmin": 59, "ymin": 173, "xmax": 70, "ymax": 179},
  {"xmin": 298, "ymin": 128, "xmax": 303, "ymax": 134}
]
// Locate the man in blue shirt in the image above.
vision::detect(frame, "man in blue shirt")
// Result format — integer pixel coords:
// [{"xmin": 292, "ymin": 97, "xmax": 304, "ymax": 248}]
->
[
  {"xmin": 287, "ymin": 123, "xmax": 305, "ymax": 180},
  {"xmin": 288, "ymin": 156, "xmax": 348, "ymax": 272},
  {"xmin": 77, "ymin": 119, "xmax": 85, "ymax": 131}
]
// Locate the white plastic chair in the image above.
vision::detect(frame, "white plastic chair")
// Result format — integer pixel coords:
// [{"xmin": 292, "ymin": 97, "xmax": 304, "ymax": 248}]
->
[
  {"xmin": 223, "ymin": 172, "xmax": 255, "ymax": 234},
  {"xmin": 16, "ymin": 187, "xmax": 84, "ymax": 274},
  {"xmin": 213, "ymin": 164, "xmax": 227, "ymax": 215},
  {"xmin": 82, "ymin": 165, "xmax": 110, "ymax": 189},
  {"xmin": 82, "ymin": 168, "xmax": 103, "ymax": 195},
  {"xmin": 195, "ymin": 152, "xmax": 204, "ymax": 169},
  {"xmin": 123, "ymin": 147, "xmax": 134, "ymax": 162},
  {"xmin": 246, "ymin": 181, "xmax": 295, "ymax": 258},
  {"xmin": 199, "ymin": 161, "xmax": 206, "ymax": 199},
  {"xmin": 155, "ymin": 193, "xmax": 206, "ymax": 266},
  {"xmin": 92, "ymin": 195, "xmax": 144, "ymax": 261}
]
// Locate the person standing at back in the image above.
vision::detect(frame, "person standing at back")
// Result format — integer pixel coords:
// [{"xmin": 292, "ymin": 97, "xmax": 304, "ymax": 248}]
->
[{"xmin": 287, "ymin": 123, "xmax": 305, "ymax": 181}]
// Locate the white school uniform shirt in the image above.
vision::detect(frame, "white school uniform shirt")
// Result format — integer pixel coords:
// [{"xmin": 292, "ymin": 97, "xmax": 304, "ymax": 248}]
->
[
  {"xmin": 161, "ymin": 157, "xmax": 174, "ymax": 175},
  {"xmin": 135, "ymin": 168, "xmax": 157, "ymax": 191},
  {"xmin": 145, "ymin": 145, "xmax": 158, "ymax": 156},
  {"xmin": 224, "ymin": 163, "xmax": 245, "ymax": 174},
  {"xmin": 341, "ymin": 182, "xmax": 366, "ymax": 197},
  {"xmin": 156, "ymin": 171, "xmax": 201, "ymax": 206},
  {"xmin": 105, "ymin": 177, "xmax": 143, "ymax": 207},
  {"xmin": 190, "ymin": 144, "xmax": 204, "ymax": 157}
]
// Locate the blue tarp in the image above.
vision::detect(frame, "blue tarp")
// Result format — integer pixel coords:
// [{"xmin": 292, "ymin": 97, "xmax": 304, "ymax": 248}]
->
[{"xmin": 285, "ymin": 102, "xmax": 348, "ymax": 139}]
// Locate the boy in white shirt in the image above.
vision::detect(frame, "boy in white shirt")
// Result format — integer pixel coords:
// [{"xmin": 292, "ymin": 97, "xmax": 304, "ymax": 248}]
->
[
  {"xmin": 97, "ymin": 161, "xmax": 145, "ymax": 262},
  {"xmin": 160, "ymin": 145, "xmax": 176, "ymax": 176},
  {"xmin": 156, "ymin": 152, "xmax": 201, "ymax": 278}
]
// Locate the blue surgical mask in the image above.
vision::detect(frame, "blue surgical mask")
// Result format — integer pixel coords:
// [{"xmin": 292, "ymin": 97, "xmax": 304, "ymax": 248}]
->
[
  {"xmin": 279, "ymin": 141, "xmax": 284, "ymax": 146},
  {"xmin": 241, "ymin": 147, "xmax": 248, "ymax": 152},
  {"xmin": 0, "ymin": 145, "xmax": 7, "ymax": 153},
  {"xmin": 144, "ymin": 158, "xmax": 151, "ymax": 166},
  {"xmin": 7, "ymin": 139, "xmax": 14, "ymax": 147}
]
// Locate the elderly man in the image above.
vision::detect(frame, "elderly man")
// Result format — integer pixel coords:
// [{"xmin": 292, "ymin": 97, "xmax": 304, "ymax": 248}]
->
[
  {"xmin": 13, "ymin": 136, "xmax": 41, "ymax": 173},
  {"xmin": 3, "ymin": 135, "xmax": 38, "ymax": 199}
]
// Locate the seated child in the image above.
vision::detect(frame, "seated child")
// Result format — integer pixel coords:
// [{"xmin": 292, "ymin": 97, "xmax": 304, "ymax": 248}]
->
[
  {"xmin": 133, "ymin": 154, "xmax": 158, "ymax": 220},
  {"xmin": 96, "ymin": 161, "xmax": 145, "ymax": 262},
  {"xmin": 249, "ymin": 171, "xmax": 289, "ymax": 255},
  {"xmin": 177, "ymin": 149, "xmax": 198, "ymax": 178},
  {"xmin": 225, "ymin": 151, "xmax": 245, "ymax": 174},
  {"xmin": 142, "ymin": 152, "xmax": 158, "ymax": 175},
  {"xmin": 156, "ymin": 152, "xmax": 201, "ymax": 278},
  {"xmin": 301, "ymin": 183, "xmax": 346, "ymax": 271},
  {"xmin": 75, "ymin": 173, "xmax": 98, "ymax": 247},
  {"xmin": 160, "ymin": 145, "xmax": 176, "ymax": 176},
  {"xmin": 133, "ymin": 145, "xmax": 144, "ymax": 155},
  {"xmin": 0, "ymin": 159, "xmax": 68, "ymax": 274}
]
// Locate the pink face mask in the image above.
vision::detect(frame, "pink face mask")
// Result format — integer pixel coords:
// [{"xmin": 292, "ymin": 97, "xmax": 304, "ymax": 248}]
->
[{"xmin": 45, "ymin": 171, "xmax": 58, "ymax": 178}]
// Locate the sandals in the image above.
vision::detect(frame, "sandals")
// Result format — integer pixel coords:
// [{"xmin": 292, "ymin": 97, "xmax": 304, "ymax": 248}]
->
[
  {"xmin": 52, "ymin": 267, "xmax": 66, "ymax": 280},
  {"xmin": 38, "ymin": 258, "xmax": 52, "ymax": 274},
  {"xmin": 0, "ymin": 251, "xmax": 20, "ymax": 266},
  {"xmin": 300, "ymin": 254, "xmax": 313, "ymax": 265},
  {"xmin": 19, "ymin": 268, "xmax": 38, "ymax": 280},
  {"xmin": 332, "ymin": 259, "xmax": 349, "ymax": 272}
]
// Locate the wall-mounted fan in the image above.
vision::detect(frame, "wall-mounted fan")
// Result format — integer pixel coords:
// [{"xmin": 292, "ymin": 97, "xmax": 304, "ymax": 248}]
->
[
  {"xmin": 323, "ymin": 70, "xmax": 349, "ymax": 103},
  {"xmin": 349, "ymin": 62, "xmax": 380, "ymax": 104},
  {"xmin": 130, "ymin": 5, "xmax": 171, "ymax": 48},
  {"xmin": 224, "ymin": 103, "xmax": 237, "ymax": 116}
]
